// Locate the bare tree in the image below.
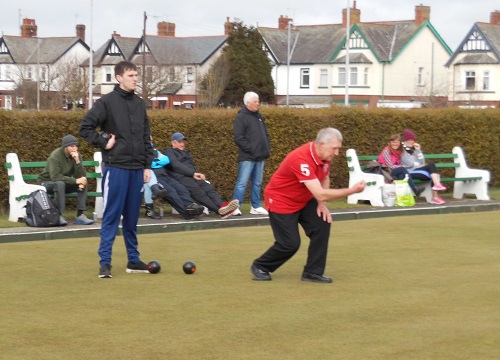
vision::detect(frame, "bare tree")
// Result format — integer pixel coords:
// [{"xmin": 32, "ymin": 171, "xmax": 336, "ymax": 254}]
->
[
  {"xmin": 53, "ymin": 59, "xmax": 89, "ymax": 110},
  {"xmin": 198, "ymin": 53, "xmax": 231, "ymax": 108}
]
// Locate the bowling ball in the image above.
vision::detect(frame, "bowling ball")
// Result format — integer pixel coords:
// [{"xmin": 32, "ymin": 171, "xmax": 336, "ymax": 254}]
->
[
  {"xmin": 148, "ymin": 260, "xmax": 161, "ymax": 274},
  {"xmin": 182, "ymin": 261, "xmax": 196, "ymax": 274}
]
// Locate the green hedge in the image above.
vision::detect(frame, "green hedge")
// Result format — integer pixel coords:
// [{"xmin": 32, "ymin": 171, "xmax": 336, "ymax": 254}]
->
[{"xmin": 1, "ymin": 107, "xmax": 499, "ymax": 210}]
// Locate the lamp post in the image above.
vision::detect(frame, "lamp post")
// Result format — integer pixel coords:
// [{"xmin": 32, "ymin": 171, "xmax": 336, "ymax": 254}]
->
[
  {"xmin": 88, "ymin": 0, "xmax": 93, "ymax": 109},
  {"xmin": 286, "ymin": 19, "xmax": 292, "ymax": 106},
  {"xmin": 345, "ymin": 0, "xmax": 350, "ymax": 107}
]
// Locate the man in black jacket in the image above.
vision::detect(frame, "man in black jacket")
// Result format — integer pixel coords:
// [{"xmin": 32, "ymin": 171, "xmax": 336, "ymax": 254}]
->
[
  {"xmin": 231, "ymin": 92, "xmax": 270, "ymax": 216},
  {"xmin": 164, "ymin": 132, "xmax": 239, "ymax": 218},
  {"xmin": 79, "ymin": 61, "xmax": 156, "ymax": 279}
]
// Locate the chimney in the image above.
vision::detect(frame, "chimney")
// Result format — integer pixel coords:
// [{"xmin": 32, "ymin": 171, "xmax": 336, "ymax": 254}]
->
[
  {"xmin": 415, "ymin": 5, "xmax": 430, "ymax": 25},
  {"xmin": 342, "ymin": 1, "xmax": 361, "ymax": 28},
  {"xmin": 76, "ymin": 24, "xmax": 86, "ymax": 42},
  {"xmin": 112, "ymin": 31, "xmax": 121, "ymax": 37},
  {"xmin": 224, "ymin": 17, "xmax": 235, "ymax": 35},
  {"xmin": 21, "ymin": 18, "xmax": 37, "ymax": 38},
  {"xmin": 158, "ymin": 21, "xmax": 175, "ymax": 37},
  {"xmin": 279, "ymin": 15, "xmax": 293, "ymax": 30},
  {"xmin": 491, "ymin": 10, "xmax": 500, "ymax": 25}
]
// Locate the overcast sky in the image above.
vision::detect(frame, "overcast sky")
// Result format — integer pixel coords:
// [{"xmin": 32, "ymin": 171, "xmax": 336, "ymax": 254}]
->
[{"xmin": 1, "ymin": 0, "xmax": 496, "ymax": 52}]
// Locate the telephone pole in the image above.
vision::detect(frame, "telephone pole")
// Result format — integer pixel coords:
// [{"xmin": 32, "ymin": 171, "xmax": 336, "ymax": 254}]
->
[{"xmin": 142, "ymin": 11, "xmax": 147, "ymax": 102}]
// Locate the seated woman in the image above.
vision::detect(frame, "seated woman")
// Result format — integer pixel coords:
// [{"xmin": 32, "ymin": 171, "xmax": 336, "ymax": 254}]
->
[
  {"xmin": 401, "ymin": 129, "xmax": 446, "ymax": 205},
  {"xmin": 378, "ymin": 134, "xmax": 421, "ymax": 197}
]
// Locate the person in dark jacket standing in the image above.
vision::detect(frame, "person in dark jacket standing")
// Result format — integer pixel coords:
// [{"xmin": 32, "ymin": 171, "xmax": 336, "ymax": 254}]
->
[
  {"xmin": 79, "ymin": 61, "xmax": 156, "ymax": 279},
  {"xmin": 231, "ymin": 92, "xmax": 270, "ymax": 216}
]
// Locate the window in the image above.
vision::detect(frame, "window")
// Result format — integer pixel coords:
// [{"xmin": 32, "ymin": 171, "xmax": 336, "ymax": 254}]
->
[
  {"xmin": 300, "ymin": 68, "xmax": 310, "ymax": 88},
  {"xmin": 418, "ymin": 67, "xmax": 424, "ymax": 86},
  {"xmin": 319, "ymin": 69, "xmax": 328, "ymax": 88},
  {"xmin": 26, "ymin": 66, "xmax": 32, "ymax": 80},
  {"xmin": 483, "ymin": 71, "xmax": 490, "ymax": 90},
  {"xmin": 145, "ymin": 66, "xmax": 153, "ymax": 83},
  {"xmin": 465, "ymin": 71, "xmax": 476, "ymax": 90},
  {"xmin": 40, "ymin": 67, "xmax": 46, "ymax": 82},
  {"xmin": 92, "ymin": 68, "xmax": 95, "ymax": 84},
  {"xmin": 186, "ymin": 67, "xmax": 193, "ymax": 83},
  {"xmin": 169, "ymin": 67, "xmax": 175, "ymax": 82},
  {"xmin": 364, "ymin": 67, "xmax": 369, "ymax": 85},
  {"xmin": 350, "ymin": 67, "xmax": 358, "ymax": 85},
  {"xmin": 338, "ymin": 67, "xmax": 346, "ymax": 85},
  {"xmin": 105, "ymin": 67, "xmax": 112, "ymax": 83}
]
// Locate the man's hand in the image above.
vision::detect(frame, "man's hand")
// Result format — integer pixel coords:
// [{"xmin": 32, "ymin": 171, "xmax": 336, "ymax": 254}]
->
[
  {"xmin": 352, "ymin": 180, "xmax": 366, "ymax": 194},
  {"xmin": 70, "ymin": 151, "xmax": 80, "ymax": 164},
  {"xmin": 316, "ymin": 203, "xmax": 332, "ymax": 223},
  {"xmin": 105, "ymin": 134, "xmax": 116, "ymax": 150},
  {"xmin": 76, "ymin": 176, "xmax": 87, "ymax": 186},
  {"xmin": 193, "ymin": 172, "xmax": 205, "ymax": 180},
  {"xmin": 144, "ymin": 168, "xmax": 151, "ymax": 183},
  {"xmin": 413, "ymin": 142, "xmax": 421, "ymax": 150}
]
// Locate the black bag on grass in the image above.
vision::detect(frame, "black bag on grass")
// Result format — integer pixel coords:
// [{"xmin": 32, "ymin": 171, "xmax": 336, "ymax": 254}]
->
[{"xmin": 25, "ymin": 189, "xmax": 61, "ymax": 227}]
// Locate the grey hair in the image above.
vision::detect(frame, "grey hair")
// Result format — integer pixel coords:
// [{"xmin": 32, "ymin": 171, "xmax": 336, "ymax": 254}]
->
[
  {"xmin": 315, "ymin": 128, "xmax": 343, "ymax": 144},
  {"xmin": 243, "ymin": 91, "xmax": 259, "ymax": 105}
]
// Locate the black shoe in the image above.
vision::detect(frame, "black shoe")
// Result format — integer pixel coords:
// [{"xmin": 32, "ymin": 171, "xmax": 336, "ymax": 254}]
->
[
  {"xmin": 145, "ymin": 203, "xmax": 161, "ymax": 219},
  {"xmin": 250, "ymin": 264, "xmax": 272, "ymax": 281},
  {"xmin": 126, "ymin": 261, "xmax": 150, "ymax": 273},
  {"xmin": 301, "ymin": 272, "xmax": 333, "ymax": 283},
  {"xmin": 415, "ymin": 186, "xmax": 425, "ymax": 197},
  {"xmin": 99, "ymin": 264, "xmax": 112, "ymax": 278},
  {"xmin": 186, "ymin": 203, "xmax": 205, "ymax": 216}
]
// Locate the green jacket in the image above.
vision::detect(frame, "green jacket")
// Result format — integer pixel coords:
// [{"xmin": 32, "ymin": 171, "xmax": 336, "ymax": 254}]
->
[{"xmin": 38, "ymin": 147, "xmax": 86, "ymax": 185}]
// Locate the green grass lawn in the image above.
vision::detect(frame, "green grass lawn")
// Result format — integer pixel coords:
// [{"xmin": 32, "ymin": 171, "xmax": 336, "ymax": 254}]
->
[
  {"xmin": 1, "ymin": 186, "xmax": 499, "ymax": 228},
  {"xmin": 1, "ymin": 211, "xmax": 499, "ymax": 359}
]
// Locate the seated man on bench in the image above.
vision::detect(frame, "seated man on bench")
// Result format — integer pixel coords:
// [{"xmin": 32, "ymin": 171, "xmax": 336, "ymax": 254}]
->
[
  {"xmin": 38, "ymin": 134, "xmax": 94, "ymax": 225},
  {"xmin": 164, "ymin": 132, "xmax": 239, "ymax": 219}
]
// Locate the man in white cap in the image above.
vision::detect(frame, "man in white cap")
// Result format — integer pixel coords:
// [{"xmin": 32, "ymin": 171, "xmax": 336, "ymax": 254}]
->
[{"xmin": 38, "ymin": 134, "xmax": 94, "ymax": 226}]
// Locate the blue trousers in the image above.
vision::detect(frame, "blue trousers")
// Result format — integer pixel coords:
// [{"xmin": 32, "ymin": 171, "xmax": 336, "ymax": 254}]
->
[
  {"xmin": 99, "ymin": 166, "xmax": 144, "ymax": 266},
  {"xmin": 232, "ymin": 160, "xmax": 265, "ymax": 208}
]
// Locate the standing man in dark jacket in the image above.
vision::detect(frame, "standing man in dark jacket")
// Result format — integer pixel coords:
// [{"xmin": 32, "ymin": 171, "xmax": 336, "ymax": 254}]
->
[
  {"xmin": 79, "ymin": 61, "xmax": 156, "ymax": 279},
  {"xmin": 231, "ymin": 92, "xmax": 270, "ymax": 216}
]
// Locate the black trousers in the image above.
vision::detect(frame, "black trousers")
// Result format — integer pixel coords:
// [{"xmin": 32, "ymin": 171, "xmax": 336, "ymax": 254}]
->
[
  {"xmin": 177, "ymin": 176, "xmax": 223, "ymax": 213},
  {"xmin": 155, "ymin": 173, "xmax": 195, "ymax": 219},
  {"xmin": 42, "ymin": 180, "xmax": 87, "ymax": 214},
  {"xmin": 253, "ymin": 198, "xmax": 331, "ymax": 275}
]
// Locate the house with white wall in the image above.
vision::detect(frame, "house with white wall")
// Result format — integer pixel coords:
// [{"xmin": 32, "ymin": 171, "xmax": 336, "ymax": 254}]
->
[
  {"xmin": 445, "ymin": 11, "xmax": 500, "ymax": 108},
  {"xmin": 0, "ymin": 19, "xmax": 89, "ymax": 110},
  {"xmin": 259, "ymin": 3, "xmax": 452, "ymax": 108}
]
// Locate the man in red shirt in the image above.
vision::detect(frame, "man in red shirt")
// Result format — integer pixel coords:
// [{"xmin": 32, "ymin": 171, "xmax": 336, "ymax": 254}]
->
[{"xmin": 251, "ymin": 128, "xmax": 366, "ymax": 283}]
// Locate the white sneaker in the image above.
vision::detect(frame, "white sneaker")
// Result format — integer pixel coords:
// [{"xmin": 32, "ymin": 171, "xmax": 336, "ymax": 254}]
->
[
  {"xmin": 231, "ymin": 208, "xmax": 242, "ymax": 216},
  {"xmin": 250, "ymin": 207, "xmax": 268, "ymax": 215}
]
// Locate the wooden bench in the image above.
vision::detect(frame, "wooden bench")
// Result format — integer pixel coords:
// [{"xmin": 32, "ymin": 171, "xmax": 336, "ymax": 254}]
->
[
  {"xmin": 346, "ymin": 146, "xmax": 490, "ymax": 207},
  {"xmin": 4, "ymin": 152, "xmax": 103, "ymax": 222}
]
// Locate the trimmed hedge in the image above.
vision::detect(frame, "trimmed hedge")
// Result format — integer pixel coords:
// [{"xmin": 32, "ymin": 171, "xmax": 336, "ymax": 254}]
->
[{"xmin": 1, "ymin": 107, "xmax": 499, "ymax": 210}]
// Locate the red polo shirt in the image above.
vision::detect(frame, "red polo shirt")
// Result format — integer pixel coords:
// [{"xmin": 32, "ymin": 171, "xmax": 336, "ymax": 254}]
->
[{"xmin": 264, "ymin": 142, "xmax": 331, "ymax": 214}]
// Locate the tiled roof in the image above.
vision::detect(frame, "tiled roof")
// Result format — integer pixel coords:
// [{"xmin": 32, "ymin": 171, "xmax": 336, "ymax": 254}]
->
[
  {"xmin": 259, "ymin": 25, "xmax": 345, "ymax": 64},
  {"xmin": 144, "ymin": 35, "xmax": 227, "ymax": 65},
  {"xmin": 356, "ymin": 21, "xmax": 421, "ymax": 61},
  {"xmin": 477, "ymin": 23, "xmax": 500, "ymax": 60},
  {"xmin": 2, "ymin": 36, "xmax": 85, "ymax": 64},
  {"xmin": 455, "ymin": 53, "xmax": 499, "ymax": 65},
  {"xmin": 260, "ymin": 20, "xmax": 428, "ymax": 65},
  {"xmin": 333, "ymin": 53, "xmax": 373, "ymax": 64}
]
